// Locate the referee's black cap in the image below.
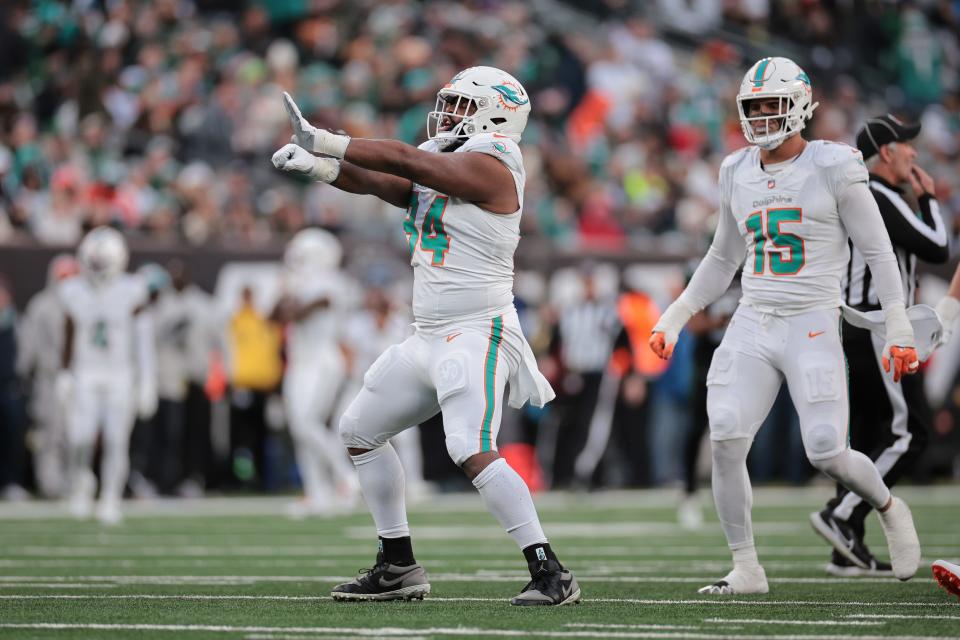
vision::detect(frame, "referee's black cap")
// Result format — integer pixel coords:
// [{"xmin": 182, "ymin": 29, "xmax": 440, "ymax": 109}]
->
[{"xmin": 856, "ymin": 114, "xmax": 922, "ymax": 160}]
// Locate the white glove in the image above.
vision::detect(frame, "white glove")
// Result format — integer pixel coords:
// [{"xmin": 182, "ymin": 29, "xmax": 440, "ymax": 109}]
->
[
  {"xmin": 282, "ymin": 92, "xmax": 350, "ymax": 158},
  {"xmin": 54, "ymin": 370, "xmax": 74, "ymax": 408},
  {"xmin": 137, "ymin": 376, "xmax": 158, "ymax": 420},
  {"xmin": 936, "ymin": 296, "xmax": 960, "ymax": 346},
  {"xmin": 271, "ymin": 144, "xmax": 341, "ymax": 183}
]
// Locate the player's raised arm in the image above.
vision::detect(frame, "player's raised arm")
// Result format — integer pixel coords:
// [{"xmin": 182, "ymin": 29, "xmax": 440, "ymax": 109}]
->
[
  {"xmin": 649, "ymin": 180, "xmax": 743, "ymax": 360},
  {"xmin": 838, "ymin": 178, "xmax": 918, "ymax": 381}
]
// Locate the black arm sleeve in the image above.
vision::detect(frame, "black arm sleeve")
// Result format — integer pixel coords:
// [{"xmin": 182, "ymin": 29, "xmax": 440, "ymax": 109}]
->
[{"xmin": 874, "ymin": 187, "xmax": 950, "ymax": 263}]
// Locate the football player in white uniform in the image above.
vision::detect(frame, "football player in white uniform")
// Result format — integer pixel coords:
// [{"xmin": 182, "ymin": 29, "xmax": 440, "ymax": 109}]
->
[
  {"xmin": 273, "ymin": 66, "xmax": 579, "ymax": 605},
  {"xmin": 274, "ymin": 228, "xmax": 358, "ymax": 518},
  {"xmin": 650, "ymin": 57, "xmax": 922, "ymax": 593},
  {"xmin": 17, "ymin": 254, "xmax": 79, "ymax": 498},
  {"xmin": 59, "ymin": 227, "xmax": 156, "ymax": 524}
]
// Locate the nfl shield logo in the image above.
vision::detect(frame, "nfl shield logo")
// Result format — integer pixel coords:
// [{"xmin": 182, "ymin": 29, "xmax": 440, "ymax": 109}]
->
[{"xmin": 767, "ymin": 179, "xmax": 776, "ymax": 189}]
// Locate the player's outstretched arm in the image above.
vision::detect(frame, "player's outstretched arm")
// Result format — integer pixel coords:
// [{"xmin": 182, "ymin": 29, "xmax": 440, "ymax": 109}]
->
[
  {"xmin": 840, "ymin": 181, "xmax": 918, "ymax": 381},
  {"xmin": 271, "ymin": 143, "xmax": 411, "ymax": 209},
  {"xmin": 650, "ymin": 201, "xmax": 742, "ymax": 360},
  {"xmin": 281, "ymin": 92, "xmax": 516, "ymax": 213}
]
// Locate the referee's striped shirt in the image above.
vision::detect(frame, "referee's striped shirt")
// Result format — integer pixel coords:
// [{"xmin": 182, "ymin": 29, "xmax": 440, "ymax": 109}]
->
[{"xmin": 842, "ymin": 174, "xmax": 949, "ymax": 310}]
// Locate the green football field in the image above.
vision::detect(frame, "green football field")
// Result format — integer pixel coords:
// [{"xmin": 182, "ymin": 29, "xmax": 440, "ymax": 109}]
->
[{"xmin": 1, "ymin": 486, "xmax": 958, "ymax": 639}]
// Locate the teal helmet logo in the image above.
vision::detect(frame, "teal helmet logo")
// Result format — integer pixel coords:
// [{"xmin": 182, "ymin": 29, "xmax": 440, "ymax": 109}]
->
[{"xmin": 491, "ymin": 82, "xmax": 529, "ymax": 109}]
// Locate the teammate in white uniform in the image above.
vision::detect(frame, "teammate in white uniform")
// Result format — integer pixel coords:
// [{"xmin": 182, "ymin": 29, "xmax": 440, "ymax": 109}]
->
[
  {"xmin": 273, "ymin": 66, "xmax": 579, "ymax": 605},
  {"xmin": 17, "ymin": 255, "xmax": 79, "ymax": 498},
  {"xmin": 275, "ymin": 228, "xmax": 357, "ymax": 517},
  {"xmin": 650, "ymin": 57, "xmax": 922, "ymax": 593},
  {"xmin": 59, "ymin": 227, "xmax": 156, "ymax": 524}
]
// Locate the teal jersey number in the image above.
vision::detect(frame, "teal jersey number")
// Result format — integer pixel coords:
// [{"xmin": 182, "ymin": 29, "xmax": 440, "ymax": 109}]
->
[
  {"xmin": 744, "ymin": 208, "xmax": 804, "ymax": 276},
  {"xmin": 92, "ymin": 319, "xmax": 109, "ymax": 349},
  {"xmin": 403, "ymin": 194, "xmax": 451, "ymax": 266}
]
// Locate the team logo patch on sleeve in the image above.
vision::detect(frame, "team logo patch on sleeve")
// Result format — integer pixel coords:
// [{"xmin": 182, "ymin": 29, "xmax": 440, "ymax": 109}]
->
[{"xmin": 492, "ymin": 141, "xmax": 508, "ymax": 154}]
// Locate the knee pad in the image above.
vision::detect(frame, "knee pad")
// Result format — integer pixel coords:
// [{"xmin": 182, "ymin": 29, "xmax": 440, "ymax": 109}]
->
[
  {"xmin": 434, "ymin": 352, "xmax": 469, "ymax": 403},
  {"xmin": 443, "ymin": 416, "xmax": 474, "ymax": 466},
  {"xmin": 338, "ymin": 410, "xmax": 363, "ymax": 448},
  {"xmin": 708, "ymin": 399, "xmax": 741, "ymax": 440},
  {"xmin": 805, "ymin": 423, "xmax": 843, "ymax": 460}
]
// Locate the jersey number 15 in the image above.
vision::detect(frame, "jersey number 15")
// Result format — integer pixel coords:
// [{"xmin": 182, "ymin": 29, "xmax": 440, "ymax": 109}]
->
[{"xmin": 745, "ymin": 208, "xmax": 805, "ymax": 276}]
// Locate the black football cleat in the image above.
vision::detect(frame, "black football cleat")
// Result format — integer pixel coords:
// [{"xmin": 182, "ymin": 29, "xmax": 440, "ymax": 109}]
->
[
  {"xmin": 331, "ymin": 552, "xmax": 430, "ymax": 601},
  {"xmin": 510, "ymin": 559, "xmax": 581, "ymax": 606}
]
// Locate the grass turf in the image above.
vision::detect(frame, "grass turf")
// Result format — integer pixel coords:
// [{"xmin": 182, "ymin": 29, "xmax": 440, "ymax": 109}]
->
[{"xmin": 0, "ymin": 486, "xmax": 958, "ymax": 639}]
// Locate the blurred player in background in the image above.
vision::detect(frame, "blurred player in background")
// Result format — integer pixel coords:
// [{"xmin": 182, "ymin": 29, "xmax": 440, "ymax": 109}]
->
[
  {"xmin": 59, "ymin": 227, "xmax": 156, "ymax": 524},
  {"xmin": 650, "ymin": 57, "xmax": 922, "ymax": 593},
  {"xmin": 17, "ymin": 255, "xmax": 79, "ymax": 498},
  {"xmin": 273, "ymin": 66, "xmax": 579, "ymax": 605},
  {"xmin": 273, "ymin": 228, "xmax": 357, "ymax": 518}
]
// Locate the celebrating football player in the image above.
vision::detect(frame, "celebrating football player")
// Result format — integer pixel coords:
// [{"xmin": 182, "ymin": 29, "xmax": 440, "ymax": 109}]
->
[{"xmin": 273, "ymin": 67, "xmax": 580, "ymax": 605}]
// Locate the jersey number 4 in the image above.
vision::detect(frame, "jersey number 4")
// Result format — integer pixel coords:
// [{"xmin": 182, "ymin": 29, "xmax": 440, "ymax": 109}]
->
[
  {"xmin": 745, "ymin": 208, "xmax": 804, "ymax": 276},
  {"xmin": 404, "ymin": 194, "xmax": 450, "ymax": 266}
]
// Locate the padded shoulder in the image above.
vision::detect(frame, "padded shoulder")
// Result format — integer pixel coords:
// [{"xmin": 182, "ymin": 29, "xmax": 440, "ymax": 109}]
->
[{"xmin": 811, "ymin": 140, "xmax": 865, "ymax": 168}]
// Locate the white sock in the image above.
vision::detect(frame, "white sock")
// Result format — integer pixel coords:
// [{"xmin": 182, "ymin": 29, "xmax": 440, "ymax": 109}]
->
[
  {"xmin": 710, "ymin": 438, "xmax": 756, "ymax": 553},
  {"xmin": 351, "ymin": 445, "xmax": 409, "ymax": 538},
  {"xmin": 472, "ymin": 458, "xmax": 547, "ymax": 550},
  {"xmin": 812, "ymin": 448, "xmax": 891, "ymax": 510},
  {"xmin": 733, "ymin": 545, "xmax": 760, "ymax": 570}
]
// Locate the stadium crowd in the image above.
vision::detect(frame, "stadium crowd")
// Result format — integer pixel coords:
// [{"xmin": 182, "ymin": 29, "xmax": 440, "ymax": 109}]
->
[
  {"xmin": 0, "ymin": 0, "xmax": 959, "ymax": 251},
  {"xmin": 1, "ymin": 0, "xmax": 960, "ymax": 508}
]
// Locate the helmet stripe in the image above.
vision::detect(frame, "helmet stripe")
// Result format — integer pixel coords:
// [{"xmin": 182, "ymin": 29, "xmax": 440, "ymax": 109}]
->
[{"xmin": 752, "ymin": 58, "xmax": 771, "ymax": 88}]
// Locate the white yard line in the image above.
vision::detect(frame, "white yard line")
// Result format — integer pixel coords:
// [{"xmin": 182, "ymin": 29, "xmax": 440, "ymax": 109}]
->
[
  {"xmin": 0, "ymin": 574, "xmax": 934, "ymax": 586},
  {"xmin": 0, "ymin": 594, "xmax": 953, "ymax": 608},
  {"xmin": 702, "ymin": 619, "xmax": 883, "ymax": 627},
  {"xmin": 0, "ymin": 623, "xmax": 953, "ymax": 640},
  {"xmin": 847, "ymin": 614, "xmax": 960, "ymax": 621}
]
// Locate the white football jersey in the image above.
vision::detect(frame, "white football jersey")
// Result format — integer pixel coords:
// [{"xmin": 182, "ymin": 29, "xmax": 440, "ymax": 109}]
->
[
  {"xmin": 285, "ymin": 272, "xmax": 346, "ymax": 364},
  {"xmin": 722, "ymin": 140, "xmax": 868, "ymax": 313},
  {"xmin": 408, "ymin": 133, "xmax": 525, "ymax": 329},
  {"xmin": 59, "ymin": 274, "xmax": 148, "ymax": 377}
]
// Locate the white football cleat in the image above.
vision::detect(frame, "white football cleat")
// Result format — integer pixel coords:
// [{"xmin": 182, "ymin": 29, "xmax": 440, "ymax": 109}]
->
[
  {"xmin": 877, "ymin": 497, "xmax": 921, "ymax": 581},
  {"xmin": 698, "ymin": 565, "xmax": 769, "ymax": 595},
  {"xmin": 95, "ymin": 501, "xmax": 123, "ymax": 526}
]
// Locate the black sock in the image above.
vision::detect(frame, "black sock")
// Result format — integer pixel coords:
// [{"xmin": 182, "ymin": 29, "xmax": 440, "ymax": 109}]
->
[
  {"xmin": 522, "ymin": 542, "xmax": 558, "ymax": 569},
  {"xmin": 379, "ymin": 536, "xmax": 415, "ymax": 566}
]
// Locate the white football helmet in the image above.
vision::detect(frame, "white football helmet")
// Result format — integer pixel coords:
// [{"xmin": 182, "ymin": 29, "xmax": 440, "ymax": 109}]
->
[
  {"xmin": 427, "ymin": 66, "xmax": 531, "ymax": 149},
  {"xmin": 78, "ymin": 226, "xmax": 128, "ymax": 284},
  {"xmin": 737, "ymin": 57, "xmax": 819, "ymax": 150},
  {"xmin": 284, "ymin": 228, "xmax": 342, "ymax": 276}
]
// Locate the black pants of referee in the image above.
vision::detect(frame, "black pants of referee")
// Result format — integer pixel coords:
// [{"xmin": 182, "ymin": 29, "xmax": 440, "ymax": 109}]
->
[{"xmin": 825, "ymin": 321, "xmax": 930, "ymax": 538}]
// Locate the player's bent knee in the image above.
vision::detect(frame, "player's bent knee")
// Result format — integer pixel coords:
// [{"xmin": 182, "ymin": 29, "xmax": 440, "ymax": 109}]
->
[
  {"xmin": 708, "ymin": 402, "xmax": 741, "ymax": 440},
  {"xmin": 434, "ymin": 352, "xmax": 469, "ymax": 403},
  {"xmin": 338, "ymin": 410, "xmax": 364, "ymax": 449},
  {"xmin": 805, "ymin": 424, "xmax": 844, "ymax": 462},
  {"xmin": 443, "ymin": 416, "xmax": 478, "ymax": 466}
]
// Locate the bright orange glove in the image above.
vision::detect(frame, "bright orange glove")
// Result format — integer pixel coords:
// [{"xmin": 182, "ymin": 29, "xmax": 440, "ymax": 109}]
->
[
  {"xmin": 649, "ymin": 331, "xmax": 675, "ymax": 360},
  {"xmin": 882, "ymin": 345, "xmax": 919, "ymax": 382}
]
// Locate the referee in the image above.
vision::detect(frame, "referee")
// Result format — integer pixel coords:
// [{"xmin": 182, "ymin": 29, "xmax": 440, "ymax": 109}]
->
[{"xmin": 810, "ymin": 114, "xmax": 949, "ymax": 576}]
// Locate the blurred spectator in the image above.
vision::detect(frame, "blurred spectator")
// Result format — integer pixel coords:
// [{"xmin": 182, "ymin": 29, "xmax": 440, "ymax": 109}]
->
[{"xmin": 226, "ymin": 285, "xmax": 282, "ymax": 489}]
